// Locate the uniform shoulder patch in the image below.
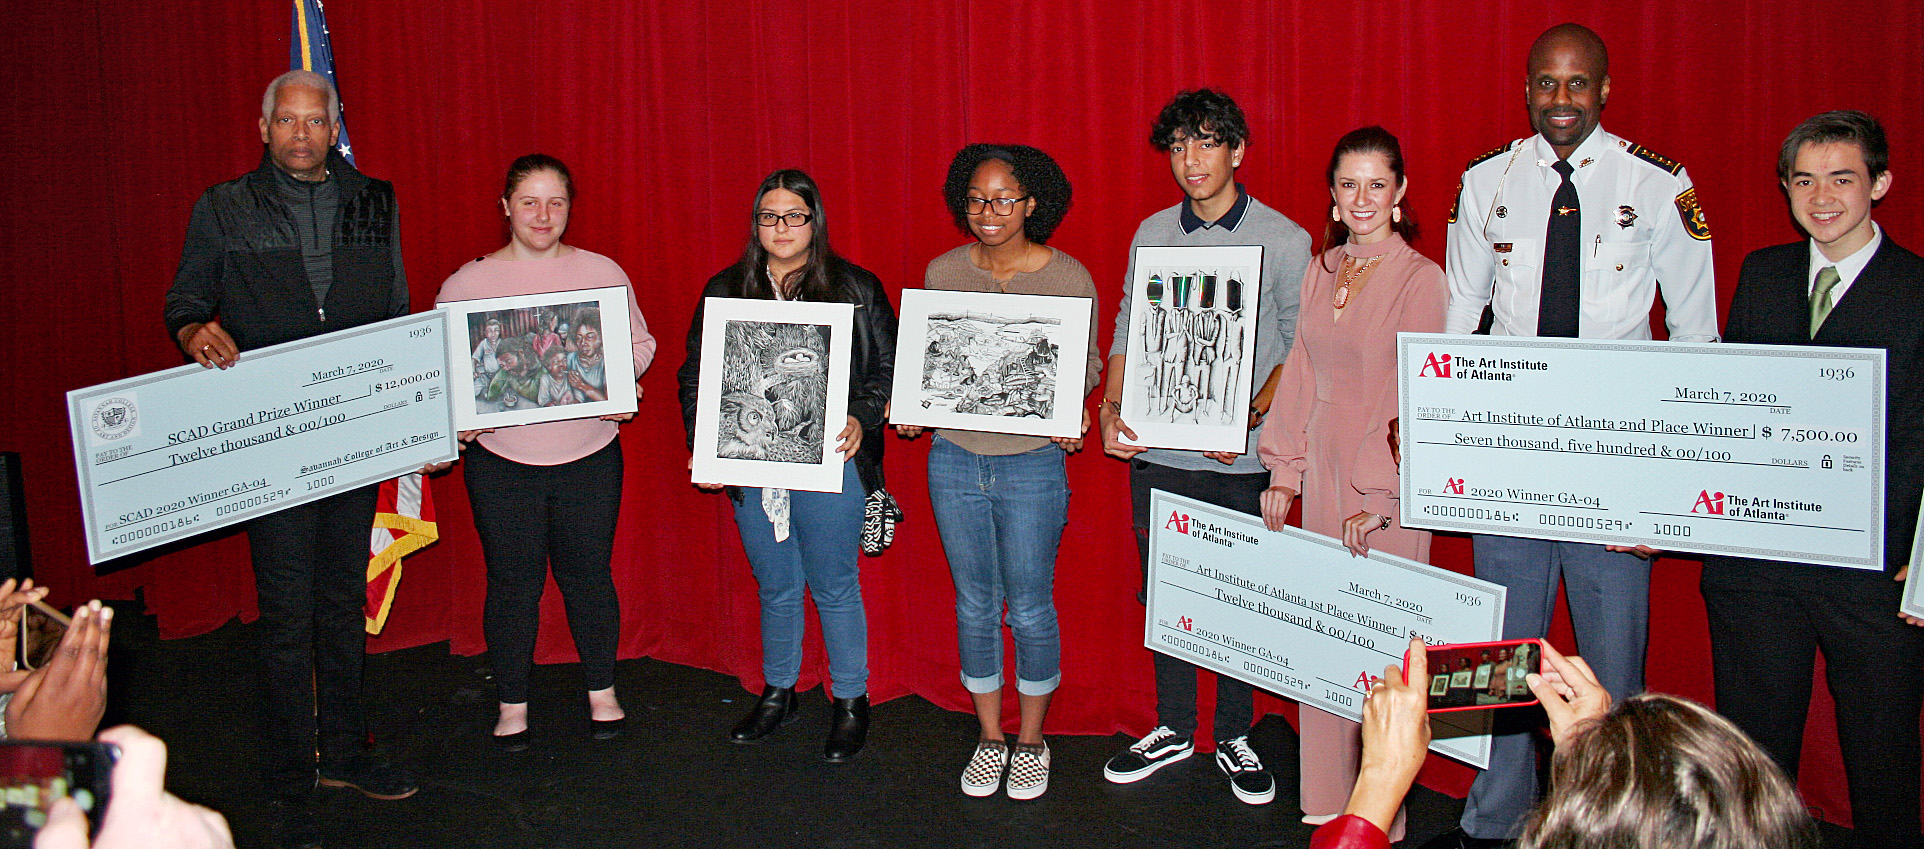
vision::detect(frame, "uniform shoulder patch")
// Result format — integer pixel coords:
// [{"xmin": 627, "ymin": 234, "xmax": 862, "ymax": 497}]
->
[
  {"xmin": 1675, "ymin": 187, "xmax": 1712, "ymax": 240},
  {"xmin": 1625, "ymin": 143, "xmax": 1684, "ymax": 175},
  {"xmin": 1464, "ymin": 141, "xmax": 1515, "ymax": 171}
]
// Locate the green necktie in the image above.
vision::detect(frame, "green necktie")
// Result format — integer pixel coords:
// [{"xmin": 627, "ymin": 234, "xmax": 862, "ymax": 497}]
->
[{"xmin": 1810, "ymin": 265, "xmax": 1840, "ymax": 337}]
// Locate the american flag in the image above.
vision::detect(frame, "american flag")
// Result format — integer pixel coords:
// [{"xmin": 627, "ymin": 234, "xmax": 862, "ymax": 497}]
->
[{"xmin": 290, "ymin": 0, "xmax": 439, "ymax": 634}]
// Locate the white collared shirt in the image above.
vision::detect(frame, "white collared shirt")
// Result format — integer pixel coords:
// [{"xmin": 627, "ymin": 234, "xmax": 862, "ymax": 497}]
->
[
  {"xmin": 1444, "ymin": 128, "xmax": 1719, "ymax": 342},
  {"xmin": 1808, "ymin": 221, "xmax": 1882, "ymax": 304}
]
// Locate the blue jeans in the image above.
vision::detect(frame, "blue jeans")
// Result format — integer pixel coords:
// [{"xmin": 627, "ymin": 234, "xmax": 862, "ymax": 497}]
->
[
  {"xmin": 928, "ymin": 437, "xmax": 1067, "ymax": 696},
  {"xmin": 732, "ymin": 463, "xmax": 869, "ymax": 698}
]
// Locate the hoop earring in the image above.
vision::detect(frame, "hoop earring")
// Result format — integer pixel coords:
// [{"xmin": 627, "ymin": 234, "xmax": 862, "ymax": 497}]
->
[{"xmin": 1392, "ymin": 205, "xmax": 1402, "ymax": 223}]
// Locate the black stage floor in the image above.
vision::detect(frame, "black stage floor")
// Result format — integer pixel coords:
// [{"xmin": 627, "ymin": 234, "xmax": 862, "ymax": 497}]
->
[{"xmin": 100, "ymin": 601, "xmax": 1851, "ymax": 848}]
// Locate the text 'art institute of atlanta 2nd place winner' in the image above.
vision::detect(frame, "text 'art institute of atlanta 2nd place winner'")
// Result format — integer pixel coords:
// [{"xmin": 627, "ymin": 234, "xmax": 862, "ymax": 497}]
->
[{"xmin": 1398, "ymin": 333, "xmax": 1885, "ymax": 570}]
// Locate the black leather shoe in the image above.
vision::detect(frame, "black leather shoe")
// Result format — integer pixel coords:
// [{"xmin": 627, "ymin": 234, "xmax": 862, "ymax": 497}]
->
[
  {"xmin": 590, "ymin": 717, "xmax": 626, "ymax": 741},
  {"xmin": 729, "ymin": 685, "xmax": 799, "ymax": 743},
  {"xmin": 1414, "ymin": 827, "xmax": 1509, "ymax": 849},
  {"xmin": 823, "ymin": 694, "xmax": 869, "ymax": 763},
  {"xmin": 492, "ymin": 729, "xmax": 531, "ymax": 752}
]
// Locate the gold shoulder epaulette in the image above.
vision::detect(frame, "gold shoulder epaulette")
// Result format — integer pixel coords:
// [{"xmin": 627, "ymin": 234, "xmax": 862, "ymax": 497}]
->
[
  {"xmin": 1624, "ymin": 142, "xmax": 1684, "ymax": 176},
  {"xmin": 1465, "ymin": 141, "xmax": 1514, "ymax": 171}
]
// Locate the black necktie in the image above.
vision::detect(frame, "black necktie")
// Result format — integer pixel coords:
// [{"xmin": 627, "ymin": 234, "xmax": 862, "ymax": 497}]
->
[{"xmin": 1538, "ymin": 159, "xmax": 1580, "ymax": 337}]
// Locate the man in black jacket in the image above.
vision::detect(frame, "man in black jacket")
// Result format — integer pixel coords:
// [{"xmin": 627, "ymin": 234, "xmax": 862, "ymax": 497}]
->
[
  {"xmin": 1701, "ymin": 110, "xmax": 1924, "ymax": 849},
  {"xmin": 163, "ymin": 69, "xmax": 414, "ymax": 849}
]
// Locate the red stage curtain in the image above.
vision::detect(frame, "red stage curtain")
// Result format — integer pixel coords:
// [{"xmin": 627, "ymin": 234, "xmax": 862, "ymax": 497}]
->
[{"xmin": 6, "ymin": 0, "xmax": 1921, "ymax": 825}]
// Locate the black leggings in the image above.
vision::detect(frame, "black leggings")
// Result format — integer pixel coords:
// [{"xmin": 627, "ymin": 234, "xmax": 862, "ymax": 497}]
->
[{"xmin": 464, "ymin": 438, "xmax": 624, "ymax": 703}]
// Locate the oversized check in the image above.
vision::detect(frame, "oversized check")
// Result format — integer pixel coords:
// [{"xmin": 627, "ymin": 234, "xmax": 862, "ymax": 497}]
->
[
  {"xmin": 1145, "ymin": 491, "xmax": 1507, "ymax": 767},
  {"xmin": 68, "ymin": 313, "xmax": 457, "ymax": 564},
  {"xmin": 1399, "ymin": 334, "xmax": 1885, "ymax": 570}
]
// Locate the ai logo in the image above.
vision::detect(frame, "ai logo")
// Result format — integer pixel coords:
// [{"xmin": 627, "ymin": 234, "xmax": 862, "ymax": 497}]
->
[
  {"xmin": 1419, "ymin": 353, "xmax": 1453, "ymax": 378},
  {"xmin": 1178, "ymin": 616, "xmax": 1193, "ymax": 631},
  {"xmin": 1692, "ymin": 490, "xmax": 1725, "ymax": 515},
  {"xmin": 1164, "ymin": 511, "xmax": 1191, "ymax": 534},
  {"xmin": 1444, "ymin": 478, "xmax": 1465, "ymax": 495}
]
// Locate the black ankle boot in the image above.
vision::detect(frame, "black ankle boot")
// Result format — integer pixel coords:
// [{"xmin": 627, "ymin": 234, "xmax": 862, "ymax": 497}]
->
[
  {"xmin": 823, "ymin": 694, "xmax": 869, "ymax": 762},
  {"xmin": 729, "ymin": 685, "xmax": 799, "ymax": 743}
]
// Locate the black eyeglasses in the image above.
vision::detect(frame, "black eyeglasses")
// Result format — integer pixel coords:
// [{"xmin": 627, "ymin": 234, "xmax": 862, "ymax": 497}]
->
[
  {"xmin": 963, "ymin": 196, "xmax": 1030, "ymax": 215},
  {"xmin": 756, "ymin": 211, "xmax": 812, "ymax": 227}
]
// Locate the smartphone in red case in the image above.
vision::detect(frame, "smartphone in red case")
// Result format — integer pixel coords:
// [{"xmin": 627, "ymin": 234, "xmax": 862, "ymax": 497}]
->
[{"xmin": 1403, "ymin": 638, "xmax": 1545, "ymax": 713}]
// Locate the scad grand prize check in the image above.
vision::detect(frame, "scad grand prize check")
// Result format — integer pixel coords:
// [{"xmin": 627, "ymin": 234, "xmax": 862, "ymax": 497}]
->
[
  {"xmin": 1398, "ymin": 333, "xmax": 1885, "ymax": 570},
  {"xmin": 1145, "ymin": 491, "xmax": 1507, "ymax": 767},
  {"xmin": 69, "ymin": 313, "xmax": 458, "ymax": 564}
]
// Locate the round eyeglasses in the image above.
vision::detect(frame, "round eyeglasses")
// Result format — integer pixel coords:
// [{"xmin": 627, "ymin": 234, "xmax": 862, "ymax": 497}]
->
[
  {"xmin": 963, "ymin": 195, "xmax": 1030, "ymax": 215},
  {"xmin": 756, "ymin": 211, "xmax": 812, "ymax": 227}
]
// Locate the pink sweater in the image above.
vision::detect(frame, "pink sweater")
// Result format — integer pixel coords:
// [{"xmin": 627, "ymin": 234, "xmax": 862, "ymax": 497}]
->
[{"xmin": 435, "ymin": 248, "xmax": 657, "ymax": 465}]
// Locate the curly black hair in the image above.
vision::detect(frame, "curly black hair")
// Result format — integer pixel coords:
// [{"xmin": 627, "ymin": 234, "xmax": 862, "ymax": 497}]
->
[
  {"xmin": 1149, "ymin": 88, "xmax": 1248, "ymax": 152},
  {"xmin": 942, "ymin": 143, "xmax": 1073, "ymax": 245}
]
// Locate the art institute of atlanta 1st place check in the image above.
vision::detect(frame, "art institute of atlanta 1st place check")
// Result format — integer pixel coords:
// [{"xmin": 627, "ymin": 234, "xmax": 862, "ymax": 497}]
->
[
  {"xmin": 1145, "ymin": 491, "xmax": 1507, "ymax": 767},
  {"xmin": 1398, "ymin": 333, "xmax": 1885, "ymax": 570},
  {"xmin": 68, "ymin": 313, "xmax": 458, "ymax": 564}
]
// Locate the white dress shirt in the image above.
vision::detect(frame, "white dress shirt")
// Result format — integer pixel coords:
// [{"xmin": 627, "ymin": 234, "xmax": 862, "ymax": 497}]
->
[{"xmin": 1445, "ymin": 128, "xmax": 1719, "ymax": 342}]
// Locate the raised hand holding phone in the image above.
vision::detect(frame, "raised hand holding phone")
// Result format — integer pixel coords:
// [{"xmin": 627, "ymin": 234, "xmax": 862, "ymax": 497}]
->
[{"xmin": 1525, "ymin": 641, "xmax": 1612, "ymax": 748}]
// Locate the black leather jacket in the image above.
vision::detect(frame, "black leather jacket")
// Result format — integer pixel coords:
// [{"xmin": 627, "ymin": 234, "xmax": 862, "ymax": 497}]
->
[{"xmin": 678, "ymin": 260, "xmax": 897, "ymax": 495}]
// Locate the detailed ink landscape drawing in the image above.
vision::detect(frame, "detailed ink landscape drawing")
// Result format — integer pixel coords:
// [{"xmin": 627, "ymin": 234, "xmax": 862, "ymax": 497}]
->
[{"xmin": 889, "ymin": 289, "xmax": 1092, "ymax": 440}]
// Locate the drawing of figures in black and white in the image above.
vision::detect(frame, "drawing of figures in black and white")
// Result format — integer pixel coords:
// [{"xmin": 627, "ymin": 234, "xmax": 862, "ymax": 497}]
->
[
  {"xmin": 1135, "ymin": 267, "xmax": 1251, "ymax": 424},
  {"xmin": 717, "ymin": 319, "xmax": 832, "ymax": 463},
  {"xmin": 919, "ymin": 310, "xmax": 1062, "ymax": 420}
]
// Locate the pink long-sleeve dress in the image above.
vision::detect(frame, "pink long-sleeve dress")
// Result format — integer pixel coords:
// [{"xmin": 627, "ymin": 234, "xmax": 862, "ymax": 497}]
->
[{"xmin": 1257, "ymin": 233, "xmax": 1446, "ymax": 832}]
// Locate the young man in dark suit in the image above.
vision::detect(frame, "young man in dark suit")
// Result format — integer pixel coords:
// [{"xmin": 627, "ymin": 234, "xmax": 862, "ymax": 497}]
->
[{"xmin": 1701, "ymin": 110, "xmax": 1924, "ymax": 849}]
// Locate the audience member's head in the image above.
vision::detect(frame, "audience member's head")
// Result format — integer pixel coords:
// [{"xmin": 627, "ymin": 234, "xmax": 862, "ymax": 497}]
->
[{"xmin": 1518, "ymin": 693, "xmax": 1819, "ymax": 849}]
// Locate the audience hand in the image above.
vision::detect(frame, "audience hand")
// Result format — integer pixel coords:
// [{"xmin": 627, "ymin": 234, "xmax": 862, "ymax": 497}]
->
[
  {"xmin": 0, "ymin": 579, "xmax": 50, "ymax": 694},
  {"xmin": 10, "ymin": 601, "xmax": 110, "ymax": 741},
  {"xmin": 34, "ymin": 725, "xmax": 233, "ymax": 849},
  {"xmin": 1343, "ymin": 637, "xmax": 1432, "ymax": 834},
  {"xmin": 1526, "ymin": 641, "xmax": 1611, "ymax": 748}
]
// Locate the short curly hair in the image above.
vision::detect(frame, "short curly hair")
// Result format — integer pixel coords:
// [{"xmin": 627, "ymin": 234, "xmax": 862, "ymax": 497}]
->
[
  {"xmin": 1150, "ymin": 88, "xmax": 1249, "ymax": 152},
  {"xmin": 942, "ymin": 143, "xmax": 1073, "ymax": 245}
]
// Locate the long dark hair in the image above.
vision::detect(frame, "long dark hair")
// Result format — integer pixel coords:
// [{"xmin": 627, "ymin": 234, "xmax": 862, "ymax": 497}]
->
[
  {"xmin": 1320, "ymin": 126, "xmax": 1418, "ymax": 272},
  {"xmin": 733, "ymin": 168, "xmax": 848, "ymax": 303}
]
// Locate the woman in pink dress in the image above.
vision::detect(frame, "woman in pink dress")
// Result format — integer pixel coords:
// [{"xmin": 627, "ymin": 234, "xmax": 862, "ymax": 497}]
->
[{"xmin": 1257, "ymin": 126, "xmax": 1446, "ymax": 835}]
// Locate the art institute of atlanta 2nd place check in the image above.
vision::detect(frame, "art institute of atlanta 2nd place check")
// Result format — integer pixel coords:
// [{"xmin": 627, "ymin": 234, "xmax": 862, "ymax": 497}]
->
[
  {"xmin": 1398, "ymin": 333, "xmax": 1885, "ymax": 570},
  {"xmin": 1146, "ymin": 491, "xmax": 1507, "ymax": 767},
  {"xmin": 68, "ymin": 313, "xmax": 458, "ymax": 564}
]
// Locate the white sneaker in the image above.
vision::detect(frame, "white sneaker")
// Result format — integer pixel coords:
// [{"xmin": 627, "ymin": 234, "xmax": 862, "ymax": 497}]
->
[{"xmin": 960, "ymin": 739, "xmax": 1009, "ymax": 797}]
